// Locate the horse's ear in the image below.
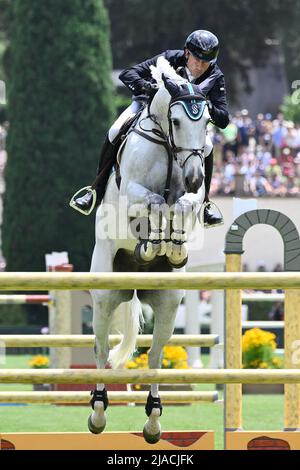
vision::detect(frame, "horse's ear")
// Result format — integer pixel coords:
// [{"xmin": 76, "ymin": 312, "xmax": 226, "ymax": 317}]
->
[{"xmin": 162, "ymin": 74, "xmax": 181, "ymax": 98}]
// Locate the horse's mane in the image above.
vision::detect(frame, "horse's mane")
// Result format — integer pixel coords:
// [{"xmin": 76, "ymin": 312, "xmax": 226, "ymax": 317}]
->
[{"xmin": 150, "ymin": 56, "xmax": 187, "ymax": 87}]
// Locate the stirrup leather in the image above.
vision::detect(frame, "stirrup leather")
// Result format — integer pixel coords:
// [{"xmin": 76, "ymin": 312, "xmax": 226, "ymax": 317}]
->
[
  {"xmin": 199, "ymin": 201, "xmax": 224, "ymax": 228},
  {"xmin": 69, "ymin": 186, "xmax": 97, "ymax": 216}
]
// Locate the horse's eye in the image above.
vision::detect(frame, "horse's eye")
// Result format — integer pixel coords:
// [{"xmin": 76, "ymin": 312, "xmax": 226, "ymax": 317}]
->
[{"xmin": 172, "ymin": 118, "xmax": 180, "ymax": 127}]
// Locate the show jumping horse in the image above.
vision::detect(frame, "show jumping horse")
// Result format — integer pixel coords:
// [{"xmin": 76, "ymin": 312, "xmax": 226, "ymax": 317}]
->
[{"xmin": 88, "ymin": 57, "xmax": 211, "ymax": 443}]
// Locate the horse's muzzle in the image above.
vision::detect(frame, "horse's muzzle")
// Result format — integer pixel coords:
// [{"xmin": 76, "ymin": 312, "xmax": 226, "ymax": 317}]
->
[{"xmin": 185, "ymin": 173, "xmax": 204, "ymax": 194}]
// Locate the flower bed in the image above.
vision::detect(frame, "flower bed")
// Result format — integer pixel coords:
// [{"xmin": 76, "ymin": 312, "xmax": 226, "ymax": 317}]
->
[
  {"xmin": 242, "ymin": 328, "xmax": 283, "ymax": 394},
  {"xmin": 126, "ymin": 346, "xmax": 194, "ymax": 403},
  {"xmin": 242, "ymin": 328, "xmax": 283, "ymax": 370}
]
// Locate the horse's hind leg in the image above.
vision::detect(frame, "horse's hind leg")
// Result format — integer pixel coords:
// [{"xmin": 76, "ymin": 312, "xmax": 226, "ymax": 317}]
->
[
  {"xmin": 140, "ymin": 289, "xmax": 184, "ymax": 443},
  {"xmin": 88, "ymin": 290, "xmax": 132, "ymax": 434}
]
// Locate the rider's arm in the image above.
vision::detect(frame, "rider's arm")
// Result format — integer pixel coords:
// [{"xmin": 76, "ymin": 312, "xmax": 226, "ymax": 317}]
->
[
  {"xmin": 119, "ymin": 54, "xmax": 163, "ymax": 96},
  {"xmin": 206, "ymin": 77, "xmax": 230, "ymax": 129},
  {"xmin": 119, "ymin": 50, "xmax": 184, "ymax": 96}
]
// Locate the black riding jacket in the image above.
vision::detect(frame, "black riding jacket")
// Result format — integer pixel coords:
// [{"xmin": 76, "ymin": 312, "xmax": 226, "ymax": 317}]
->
[{"xmin": 119, "ymin": 49, "xmax": 229, "ymax": 129}]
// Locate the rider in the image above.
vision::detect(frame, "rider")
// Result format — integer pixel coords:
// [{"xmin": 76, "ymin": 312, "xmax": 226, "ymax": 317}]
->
[{"xmin": 72, "ymin": 30, "xmax": 229, "ymax": 227}]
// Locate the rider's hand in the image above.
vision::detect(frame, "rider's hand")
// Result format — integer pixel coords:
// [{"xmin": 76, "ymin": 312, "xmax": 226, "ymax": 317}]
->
[
  {"xmin": 206, "ymin": 98, "xmax": 213, "ymax": 111},
  {"xmin": 206, "ymin": 99, "xmax": 214, "ymax": 123},
  {"xmin": 141, "ymin": 81, "xmax": 159, "ymax": 96}
]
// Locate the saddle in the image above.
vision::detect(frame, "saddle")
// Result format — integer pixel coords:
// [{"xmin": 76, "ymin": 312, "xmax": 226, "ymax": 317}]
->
[{"xmin": 114, "ymin": 107, "xmax": 144, "ymax": 189}]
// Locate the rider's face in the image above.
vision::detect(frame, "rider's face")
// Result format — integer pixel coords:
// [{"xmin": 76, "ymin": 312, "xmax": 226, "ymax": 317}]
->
[{"xmin": 185, "ymin": 50, "xmax": 210, "ymax": 79}]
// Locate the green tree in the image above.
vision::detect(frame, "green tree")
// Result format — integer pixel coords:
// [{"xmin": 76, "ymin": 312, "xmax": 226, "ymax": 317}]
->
[
  {"xmin": 2, "ymin": 0, "xmax": 115, "ymax": 271},
  {"xmin": 0, "ymin": 0, "xmax": 12, "ymax": 79},
  {"xmin": 281, "ymin": 91, "xmax": 300, "ymax": 124}
]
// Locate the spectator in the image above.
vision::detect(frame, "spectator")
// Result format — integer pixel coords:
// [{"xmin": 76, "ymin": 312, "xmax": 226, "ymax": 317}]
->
[
  {"xmin": 268, "ymin": 301, "xmax": 284, "ymax": 321},
  {"xmin": 249, "ymin": 171, "xmax": 273, "ymax": 197}
]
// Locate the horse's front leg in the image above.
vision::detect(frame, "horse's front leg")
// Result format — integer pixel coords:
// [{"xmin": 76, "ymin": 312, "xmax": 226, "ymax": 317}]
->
[
  {"xmin": 126, "ymin": 181, "xmax": 168, "ymax": 263},
  {"xmin": 167, "ymin": 190, "xmax": 203, "ymax": 268},
  {"xmin": 167, "ymin": 200, "xmax": 194, "ymax": 268}
]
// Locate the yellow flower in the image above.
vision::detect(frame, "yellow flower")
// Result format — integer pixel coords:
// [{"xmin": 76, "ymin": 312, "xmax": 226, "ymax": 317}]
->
[
  {"xmin": 29, "ymin": 355, "xmax": 49, "ymax": 369},
  {"xmin": 259, "ymin": 362, "xmax": 268, "ymax": 369},
  {"xmin": 125, "ymin": 346, "xmax": 190, "ymax": 370},
  {"xmin": 126, "ymin": 360, "xmax": 138, "ymax": 369},
  {"xmin": 242, "ymin": 328, "xmax": 282, "ymax": 369},
  {"xmin": 272, "ymin": 357, "xmax": 283, "ymax": 367}
]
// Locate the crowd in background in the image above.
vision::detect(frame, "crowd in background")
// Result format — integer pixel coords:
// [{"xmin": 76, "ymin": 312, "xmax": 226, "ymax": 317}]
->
[{"xmin": 209, "ymin": 110, "xmax": 300, "ymax": 197}]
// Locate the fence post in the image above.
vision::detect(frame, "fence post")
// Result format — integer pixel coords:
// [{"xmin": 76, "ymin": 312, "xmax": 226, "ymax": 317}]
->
[
  {"xmin": 225, "ymin": 254, "xmax": 242, "ymax": 432},
  {"xmin": 284, "ymin": 289, "xmax": 300, "ymax": 430},
  {"xmin": 49, "ymin": 264, "xmax": 73, "ymax": 369}
]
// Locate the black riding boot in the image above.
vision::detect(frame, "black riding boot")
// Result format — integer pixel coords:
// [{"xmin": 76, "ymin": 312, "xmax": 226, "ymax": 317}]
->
[
  {"xmin": 74, "ymin": 136, "xmax": 116, "ymax": 213},
  {"xmin": 203, "ymin": 151, "xmax": 224, "ymax": 228}
]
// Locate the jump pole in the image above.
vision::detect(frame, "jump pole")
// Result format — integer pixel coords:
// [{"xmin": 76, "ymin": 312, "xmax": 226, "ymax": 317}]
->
[
  {"xmin": 0, "ymin": 295, "xmax": 50, "ymax": 304},
  {"xmin": 0, "ymin": 272, "xmax": 300, "ymax": 290},
  {"xmin": 0, "ymin": 334, "xmax": 219, "ymax": 348},
  {"xmin": 0, "ymin": 390, "xmax": 219, "ymax": 404},
  {"xmin": 1, "ymin": 369, "xmax": 300, "ymax": 384}
]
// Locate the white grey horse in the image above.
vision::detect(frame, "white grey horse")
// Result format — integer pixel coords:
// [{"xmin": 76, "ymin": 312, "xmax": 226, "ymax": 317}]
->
[{"xmin": 88, "ymin": 57, "xmax": 210, "ymax": 443}]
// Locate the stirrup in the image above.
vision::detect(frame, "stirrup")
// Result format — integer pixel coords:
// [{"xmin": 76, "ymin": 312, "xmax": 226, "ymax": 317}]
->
[
  {"xmin": 69, "ymin": 186, "xmax": 97, "ymax": 216},
  {"xmin": 199, "ymin": 201, "xmax": 224, "ymax": 229}
]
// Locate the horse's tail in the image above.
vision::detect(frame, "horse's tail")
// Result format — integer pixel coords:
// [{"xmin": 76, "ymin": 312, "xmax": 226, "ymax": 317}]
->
[{"xmin": 108, "ymin": 290, "xmax": 144, "ymax": 369}]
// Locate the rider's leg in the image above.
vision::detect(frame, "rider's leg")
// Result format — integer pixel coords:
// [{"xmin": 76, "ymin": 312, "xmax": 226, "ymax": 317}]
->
[
  {"xmin": 73, "ymin": 101, "xmax": 143, "ymax": 214},
  {"xmin": 73, "ymin": 134, "xmax": 116, "ymax": 213},
  {"xmin": 204, "ymin": 149, "xmax": 213, "ymax": 203},
  {"xmin": 203, "ymin": 136, "xmax": 224, "ymax": 228}
]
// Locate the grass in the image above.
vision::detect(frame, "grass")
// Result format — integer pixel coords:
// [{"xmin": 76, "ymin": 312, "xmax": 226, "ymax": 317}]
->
[{"xmin": 0, "ymin": 355, "xmax": 285, "ymax": 450}]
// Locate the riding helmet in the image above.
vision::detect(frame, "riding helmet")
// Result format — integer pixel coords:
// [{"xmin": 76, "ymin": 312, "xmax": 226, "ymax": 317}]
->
[{"xmin": 185, "ymin": 30, "xmax": 219, "ymax": 63}]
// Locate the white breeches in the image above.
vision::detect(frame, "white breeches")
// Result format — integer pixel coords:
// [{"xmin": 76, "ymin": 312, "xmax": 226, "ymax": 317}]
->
[{"xmin": 108, "ymin": 101, "xmax": 143, "ymax": 142}]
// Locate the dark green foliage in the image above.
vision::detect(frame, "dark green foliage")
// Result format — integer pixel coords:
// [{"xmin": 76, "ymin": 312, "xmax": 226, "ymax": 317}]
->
[
  {"xmin": 2, "ymin": 0, "xmax": 115, "ymax": 271},
  {"xmin": 2, "ymin": 1, "xmax": 300, "ymax": 101},
  {"xmin": 280, "ymin": 0, "xmax": 300, "ymax": 85},
  {"xmin": 0, "ymin": 304, "xmax": 25, "ymax": 326},
  {"xmin": 0, "ymin": 0, "xmax": 13, "ymax": 80},
  {"xmin": 105, "ymin": 0, "xmax": 298, "ymax": 100},
  {"xmin": 281, "ymin": 91, "xmax": 300, "ymax": 124}
]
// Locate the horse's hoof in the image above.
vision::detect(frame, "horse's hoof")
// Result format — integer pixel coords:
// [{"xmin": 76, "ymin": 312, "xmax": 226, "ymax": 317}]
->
[
  {"xmin": 134, "ymin": 241, "xmax": 154, "ymax": 265},
  {"xmin": 134, "ymin": 242, "xmax": 149, "ymax": 265},
  {"xmin": 143, "ymin": 425, "xmax": 161, "ymax": 444},
  {"xmin": 87, "ymin": 414, "xmax": 106, "ymax": 434},
  {"xmin": 143, "ymin": 407, "xmax": 161, "ymax": 444},
  {"xmin": 167, "ymin": 256, "xmax": 188, "ymax": 269}
]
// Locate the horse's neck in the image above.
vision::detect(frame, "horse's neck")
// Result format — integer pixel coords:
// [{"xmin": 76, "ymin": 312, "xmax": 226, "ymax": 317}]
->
[{"xmin": 143, "ymin": 88, "xmax": 170, "ymax": 134}]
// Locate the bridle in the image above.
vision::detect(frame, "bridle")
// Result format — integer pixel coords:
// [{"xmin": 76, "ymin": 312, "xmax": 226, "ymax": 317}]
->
[
  {"xmin": 168, "ymin": 94, "xmax": 206, "ymax": 168},
  {"xmin": 130, "ymin": 93, "xmax": 207, "ymax": 201}
]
